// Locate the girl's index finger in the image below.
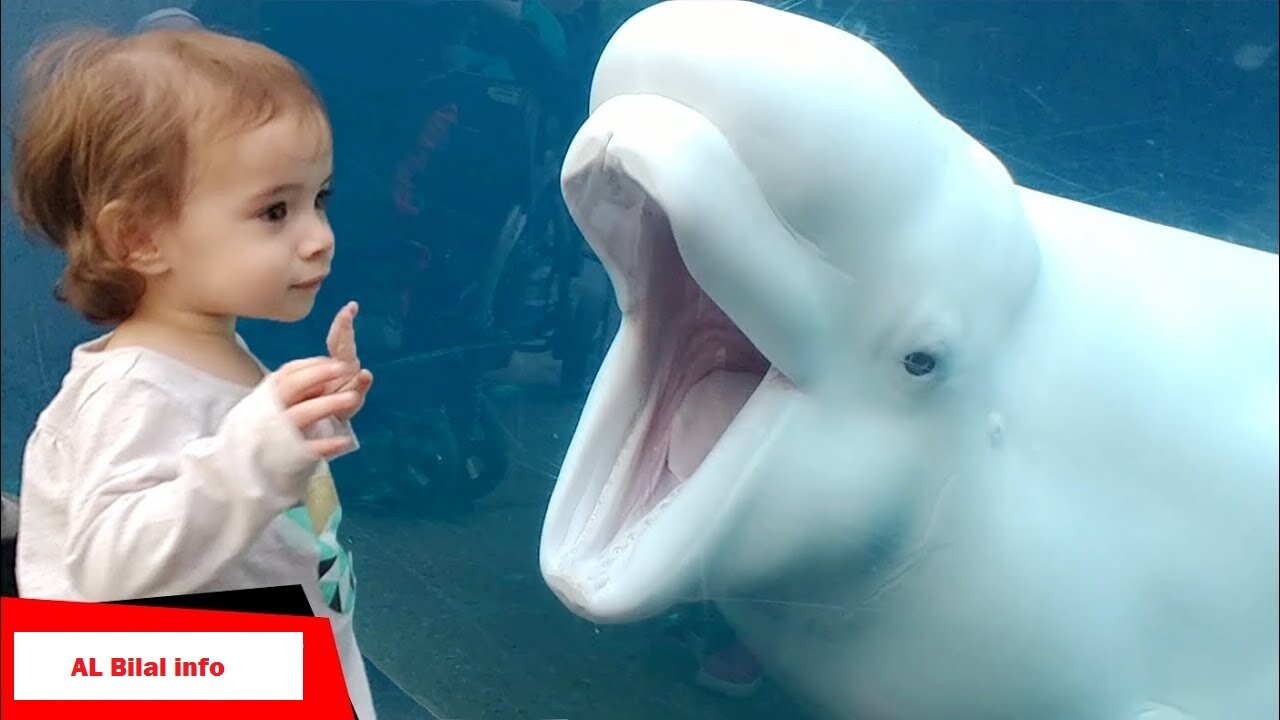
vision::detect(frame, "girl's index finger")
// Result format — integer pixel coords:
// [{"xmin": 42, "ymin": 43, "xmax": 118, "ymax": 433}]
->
[{"xmin": 326, "ymin": 301, "xmax": 360, "ymax": 362}]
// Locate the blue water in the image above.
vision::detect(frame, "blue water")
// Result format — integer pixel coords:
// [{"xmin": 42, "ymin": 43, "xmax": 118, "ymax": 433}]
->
[{"xmin": 2, "ymin": 1, "xmax": 1276, "ymax": 718}]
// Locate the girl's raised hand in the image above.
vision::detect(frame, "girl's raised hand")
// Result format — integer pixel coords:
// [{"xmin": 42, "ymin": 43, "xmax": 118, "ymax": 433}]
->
[
  {"xmin": 271, "ymin": 357, "xmax": 360, "ymax": 458},
  {"xmin": 325, "ymin": 301, "xmax": 374, "ymax": 421}
]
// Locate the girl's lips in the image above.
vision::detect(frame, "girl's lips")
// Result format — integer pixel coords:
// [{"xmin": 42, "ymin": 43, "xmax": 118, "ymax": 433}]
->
[{"xmin": 291, "ymin": 276, "xmax": 326, "ymax": 290}]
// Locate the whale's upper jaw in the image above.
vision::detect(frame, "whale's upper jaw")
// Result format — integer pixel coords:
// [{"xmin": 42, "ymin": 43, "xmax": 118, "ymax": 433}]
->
[{"xmin": 539, "ymin": 144, "xmax": 801, "ymax": 623}]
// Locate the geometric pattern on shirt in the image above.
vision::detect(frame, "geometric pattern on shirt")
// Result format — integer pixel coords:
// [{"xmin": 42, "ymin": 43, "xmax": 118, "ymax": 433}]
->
[{"xmin": 283, "ymin": 466, "xmax": 356, "ymax": 616}]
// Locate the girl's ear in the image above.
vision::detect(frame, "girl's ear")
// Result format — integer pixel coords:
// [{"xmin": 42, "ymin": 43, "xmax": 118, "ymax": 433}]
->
[{"xmin": 96, "ymin": 199, "xmax": 169, "ymax": 276}]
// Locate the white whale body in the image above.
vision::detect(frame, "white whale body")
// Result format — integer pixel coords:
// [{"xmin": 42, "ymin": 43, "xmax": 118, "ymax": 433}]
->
[{"xmin": 538, "ymin": 2, "xmax": 1280, "ymax": 718}]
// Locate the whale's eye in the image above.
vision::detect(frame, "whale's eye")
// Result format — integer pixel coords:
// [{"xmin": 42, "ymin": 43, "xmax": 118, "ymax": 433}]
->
[{"xmin": 902, "ymin": 351, "xmax": 936, "ymax": 377}]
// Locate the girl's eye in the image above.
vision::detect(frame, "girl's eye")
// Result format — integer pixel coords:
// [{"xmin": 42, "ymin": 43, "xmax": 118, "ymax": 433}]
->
[
  {"xmin": 316, "ymin": 188, "xmax": 333, "ymax": 210},
  {"xmin": 261, "ymin": 202, "xmax": 288, "ymax": 223}
]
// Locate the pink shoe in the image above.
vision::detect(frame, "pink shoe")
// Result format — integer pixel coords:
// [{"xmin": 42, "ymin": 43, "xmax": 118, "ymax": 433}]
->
[{"xmin": 695, "ymin": 641, "xmax": 763, "ymax": 698}]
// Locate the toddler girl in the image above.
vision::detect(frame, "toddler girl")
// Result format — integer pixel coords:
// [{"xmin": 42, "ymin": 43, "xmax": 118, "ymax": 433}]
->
[{"xmin": 10, "ymin": 26, "xmax": 377, "ymax": 718}]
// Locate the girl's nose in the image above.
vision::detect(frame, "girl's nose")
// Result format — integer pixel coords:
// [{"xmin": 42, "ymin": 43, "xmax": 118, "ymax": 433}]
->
[{"xmin": 300, "ymin": 217, "xmax": 335, "ymax": 260}]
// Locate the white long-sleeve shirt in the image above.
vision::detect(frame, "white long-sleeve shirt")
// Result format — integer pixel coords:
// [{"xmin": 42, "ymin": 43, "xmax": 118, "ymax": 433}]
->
[{"xmin": 16, "ymin": 334, "xmax": 376, "ymax": 719}]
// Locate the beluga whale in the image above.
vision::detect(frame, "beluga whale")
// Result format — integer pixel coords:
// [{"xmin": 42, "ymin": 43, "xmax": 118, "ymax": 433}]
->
[{"xmin": 538, "ymin": 1, "xmax": 1280, "ymax": 718}]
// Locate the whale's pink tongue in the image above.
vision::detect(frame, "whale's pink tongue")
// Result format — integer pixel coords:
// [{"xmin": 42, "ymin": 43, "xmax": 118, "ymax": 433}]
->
[{"xmin": 668, "ymin": 370, "xmax": 760, "ymax": 481}]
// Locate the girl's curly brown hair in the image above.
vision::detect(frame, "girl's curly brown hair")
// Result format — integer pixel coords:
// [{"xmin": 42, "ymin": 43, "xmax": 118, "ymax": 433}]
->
[{"xmin": 9, "ymin": 26, "xmax": 327, "ymax": 325}]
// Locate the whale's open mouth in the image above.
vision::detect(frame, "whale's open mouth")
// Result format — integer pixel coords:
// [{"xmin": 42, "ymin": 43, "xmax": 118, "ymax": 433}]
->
[
  {"xmin": 541, "ymin": 145, "xmax": 798, "ymax": 620},
  {"xmin": 577, "ymin": 196, "xmax": 770, "ymax": 549}
]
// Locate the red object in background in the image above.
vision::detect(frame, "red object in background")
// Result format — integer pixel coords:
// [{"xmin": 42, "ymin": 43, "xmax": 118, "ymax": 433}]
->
[
  {"xmin": 393, "ymin": 103, "xmax": 460, "ymax": 217},
  {"xmin": 1, "ymin": 597, "xmax": 353, "ymax": 720}
]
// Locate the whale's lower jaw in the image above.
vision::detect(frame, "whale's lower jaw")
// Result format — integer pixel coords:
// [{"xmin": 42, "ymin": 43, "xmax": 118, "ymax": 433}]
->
[
  {"xmin": 539, "ymin": 364, "xmax": 797, "ymax": 623},
  {"xmin": 539, "ymin": 152, "xmax": 799, "ymax": 623}
]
